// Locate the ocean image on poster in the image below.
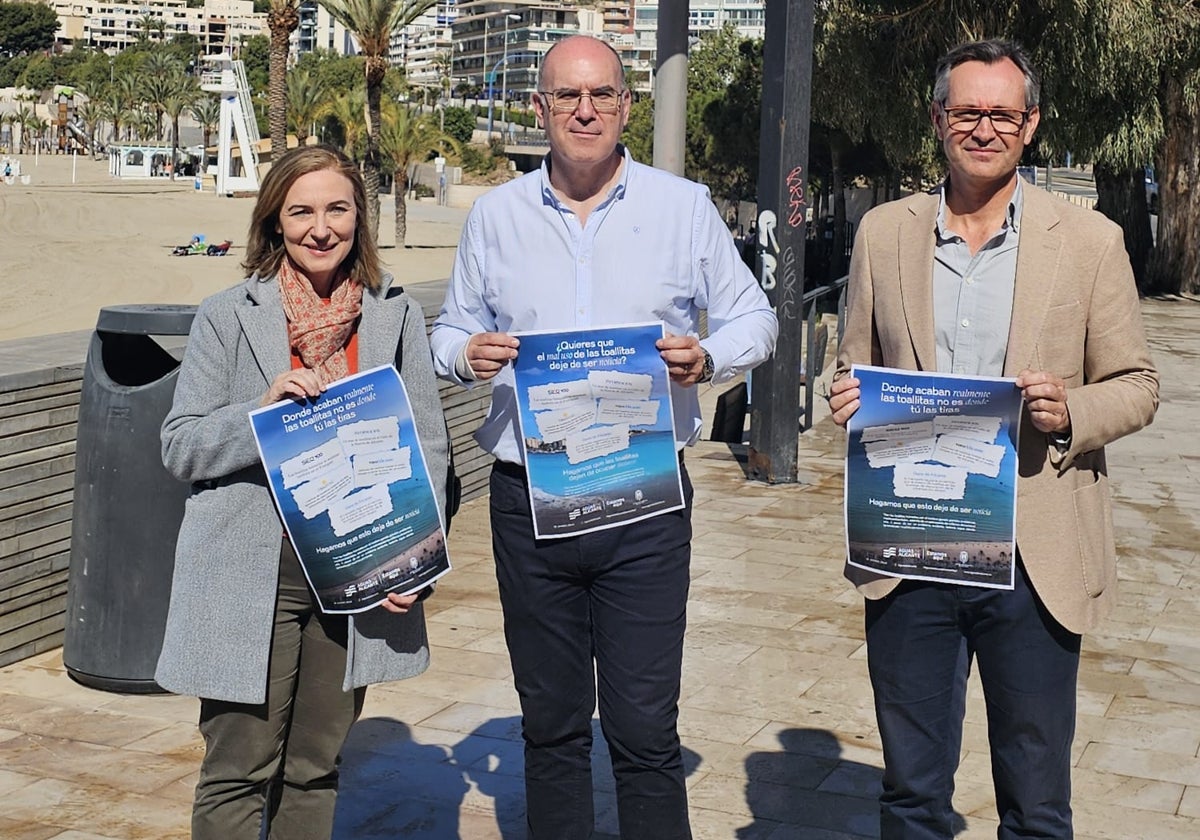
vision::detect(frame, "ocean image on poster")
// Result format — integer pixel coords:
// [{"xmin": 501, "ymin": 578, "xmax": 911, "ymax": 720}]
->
[
  {"xmin": 844, "ymin": 365, "xmax": 1021, "ymax": 589},
  {"xmin": 513, "ymin": 323, "xmax": 685, "ymax": 538},
  {"xmin": 250, "ymin": 365, "xmax": 451, "ymax": 612}
]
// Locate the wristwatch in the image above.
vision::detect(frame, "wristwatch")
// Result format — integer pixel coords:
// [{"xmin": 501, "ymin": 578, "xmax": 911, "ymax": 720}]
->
[{"xmin": 699, "ymin": 350, "xmax": 715, "ymax": 383}]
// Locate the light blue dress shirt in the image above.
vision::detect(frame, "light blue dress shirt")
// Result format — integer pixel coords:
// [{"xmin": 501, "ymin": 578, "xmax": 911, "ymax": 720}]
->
[
  {"xmin": 932, "ymin": 178, "xmax": 1023, "ymax": 377},
  {"xmin": 430, "ymin": 148, "xmax": 778, "ymax": 464}
]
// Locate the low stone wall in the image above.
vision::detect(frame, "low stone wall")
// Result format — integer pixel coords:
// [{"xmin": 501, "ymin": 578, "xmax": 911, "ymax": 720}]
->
[{"xmin": 0, "ymin": 321, "xmax": 492, "ymax": 669}]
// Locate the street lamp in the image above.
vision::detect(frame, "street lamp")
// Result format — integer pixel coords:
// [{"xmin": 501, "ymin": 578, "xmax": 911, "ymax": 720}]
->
[{"xmin": 486, "ymin": 13, "xmax": 521, "ymax": 139}]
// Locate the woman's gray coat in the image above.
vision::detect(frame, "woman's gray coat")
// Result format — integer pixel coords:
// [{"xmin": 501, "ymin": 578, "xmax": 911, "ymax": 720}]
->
[{"xmin": 155, "ymin": 272, "xmax": 448, "ymax": 704}]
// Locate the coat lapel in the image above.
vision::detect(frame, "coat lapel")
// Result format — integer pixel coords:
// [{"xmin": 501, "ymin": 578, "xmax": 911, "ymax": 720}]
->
[
  {"xmin": 359, "ymin": 274, "xmax": 406, "ymax": 370},
  {"xmin": 237, "ymin": 277, "xmax": 289, "ymax": 384},
  {"xmin": 898, "ymin": 193, "xmax": 939, "ymax": 371},
  {"xmin": 1004, "ymin": 187, "xmax": 1062, "ymax": 376}
]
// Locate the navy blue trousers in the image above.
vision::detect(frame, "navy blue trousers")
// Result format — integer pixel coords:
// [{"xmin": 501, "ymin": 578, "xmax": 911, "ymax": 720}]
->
[
  {"xmin": 489, "ymin": 460, "xmax": 694, "ymax": 840},
  {"xmin": 865, "ymin": 561, "xmax": 1081, "ymax": 840}
]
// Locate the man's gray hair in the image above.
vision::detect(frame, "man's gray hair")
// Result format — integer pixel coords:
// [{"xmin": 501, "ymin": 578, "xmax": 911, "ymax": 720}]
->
[{"xmin": 933, "ymin": 39, "xmax": 1041, "ymax": 109}]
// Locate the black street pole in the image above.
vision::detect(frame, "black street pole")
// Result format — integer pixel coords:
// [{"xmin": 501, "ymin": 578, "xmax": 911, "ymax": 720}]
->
[{"xmin": 748, "ymin": 0, "xmax": 815, "ymax": 484}]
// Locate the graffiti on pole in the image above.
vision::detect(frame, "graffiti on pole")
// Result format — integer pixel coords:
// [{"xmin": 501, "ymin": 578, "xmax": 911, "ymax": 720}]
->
[
  {"xmin": 786, "ymin": 165, "xmax": 806, "ymax": 228},
  {"xmin": 756, "ymin": 203, "xmax": 800, "ymax": 323}
]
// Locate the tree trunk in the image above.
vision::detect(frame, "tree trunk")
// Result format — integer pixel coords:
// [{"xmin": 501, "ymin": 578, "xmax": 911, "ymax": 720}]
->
[
  {"xmin": 394, "ymin": 167, "xmax": 409, "ymax": 248},
  {"xmin": 267, "ymin": 7, "xmax": 299, "ymax": 165},
  {"xmin": 363, "ymin": 59, "xmax": 386, "ymax": 241},
  {"xmin": 830, "ymin": 144, "xmax": 847, "ymax": 282},
  {"xmin": 1146, "ymin": 75, "xmax": 1200, "ymax": 295},
  {"xmin": 1094, "ymin": 163, "xmax": 1153, "ymax": 291}
]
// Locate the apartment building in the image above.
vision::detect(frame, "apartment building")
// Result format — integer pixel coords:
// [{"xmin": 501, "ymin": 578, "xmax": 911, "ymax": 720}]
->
[{"xmin": 48, "ymin": 0, "xmax": 267, "ymax": 54}]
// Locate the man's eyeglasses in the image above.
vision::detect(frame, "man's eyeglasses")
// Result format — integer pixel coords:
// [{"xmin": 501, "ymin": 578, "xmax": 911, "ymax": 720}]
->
[
  {"xmin": 538, "ymin": 87, "xmax": 627, "ymax": 115},
  {"xmin": 940, "ymin": 106, "xmax": 1032, "ymax": 135}
]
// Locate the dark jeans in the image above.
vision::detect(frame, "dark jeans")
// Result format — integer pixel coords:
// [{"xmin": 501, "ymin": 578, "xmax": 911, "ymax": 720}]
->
[
  {"xmin": 865, "ymin": 561, "xmax": 1081, "ymax": 840},
  {"xmin": 191, "ymin": 539, "xmax": 366, "ymax": 840},
  {"xmin": 489, "ymin": 460, "xmax": 694, "ymax": 840}
]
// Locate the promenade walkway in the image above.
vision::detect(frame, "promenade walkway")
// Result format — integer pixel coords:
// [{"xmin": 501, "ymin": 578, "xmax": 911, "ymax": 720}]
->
[{"xmin": 1, "ymin": 297, "xmax": 1198, "ymax": 839}]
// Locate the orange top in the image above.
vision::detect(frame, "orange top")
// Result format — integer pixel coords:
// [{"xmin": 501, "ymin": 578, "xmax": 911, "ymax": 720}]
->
[{"xmin": 290, "ymin": 298, "xmax": 360, "ymax": 374}]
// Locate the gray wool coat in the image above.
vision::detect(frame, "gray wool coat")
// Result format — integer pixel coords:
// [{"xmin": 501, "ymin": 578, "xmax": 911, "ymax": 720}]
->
[{"xmin": 155, "ymin": 272, "xmax": 448, "ymax": 704}]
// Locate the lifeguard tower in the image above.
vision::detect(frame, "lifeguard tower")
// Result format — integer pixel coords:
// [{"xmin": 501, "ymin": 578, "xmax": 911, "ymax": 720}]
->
[{"xmin": 200, "ymin": 54, "xmax": 260, "ymax": 195}]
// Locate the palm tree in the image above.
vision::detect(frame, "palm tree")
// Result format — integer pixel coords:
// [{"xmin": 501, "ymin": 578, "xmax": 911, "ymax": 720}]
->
[
  {"xmin": 163, "ymin": 75, "xmax": 200, "ymax": 179},
  {"xmin": 327, "ymin": 88, "xmax": 367, "ymax": 159},
  {"xmin": 286, "ymin": 68, "xmax": 329, "ymax": 145},
  {"xmin": 267, "ymin": 0, "xmax": 301, "ymax": 159},
  {"xmin": 0, "ymin": 111, "xmax": 15, "ymax": 153},
  {"xmin": 75, "ymin": 100, "xmax": 103, "ymax": 158},
  {"xmin": 141, "ymin": 54, "xmax": 185, "ymax": 141},
  {"xmin": 379, "ymin": 100, "xmax": 459, "ymax": 247},
  {"xmin": 316, "ymin": 0, "xmax": 438, "ymax": 238},
  {"xmin": 24, "ymin": 115, "xmax": 48, "ymax": 154},
  {"xmin": 190, "ymin": 95, "xmax": 221, "ymax": 152},
  {"xmin": 13, "ymin": 105, "xmax": 34, "ymax": 154}
]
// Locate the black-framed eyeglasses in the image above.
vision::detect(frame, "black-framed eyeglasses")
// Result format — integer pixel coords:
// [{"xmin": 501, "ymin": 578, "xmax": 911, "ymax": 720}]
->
[
  {"xmin": 940, "ymin": 105, "xmax": 1032, "ymax": 135},
  {"xmin": 538, "ymin": 87, "xmax": 627, "ymax": 115}
]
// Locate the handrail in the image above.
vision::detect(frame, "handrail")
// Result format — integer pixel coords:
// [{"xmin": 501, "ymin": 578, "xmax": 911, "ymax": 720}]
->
[{"xmin": 799, "ymin": 274, "xmax": 849, "ymax": 432}]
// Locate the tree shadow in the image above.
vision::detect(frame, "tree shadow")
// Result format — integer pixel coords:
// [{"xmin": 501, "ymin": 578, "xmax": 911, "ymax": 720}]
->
[{"xmin": 333, "ymin": 714, "xmax": 700, "ymax": 838}]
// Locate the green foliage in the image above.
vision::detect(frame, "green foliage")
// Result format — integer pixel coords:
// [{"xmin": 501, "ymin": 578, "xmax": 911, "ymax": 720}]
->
[
  {"xmin": 0, "ymin": 2, "xmax": 58, "ymax": 56},
  {"xmin": 240, "ymin": 34, "xmax": 270, "ymax": 93},
  {"xmin": 441, "ymin": 106, "xmax": 476, "ymax": 145},
  {"xmin": 622, "ymin": 96, "xmax": 653, "ymax": 162},
  {"xmin": 15, "ymin": 53, "xmax": 53, "ymax": 90},
  {"xmin": 459, "ymin": 143, "xmax": 496, "ymax": 175},
  {"xmin": 413, "ymin": 182, "xmax": 435, "ymax": 199},
  {"xmin": 295, "ymin": 49, "xmax": 364, "ymax": 94}
]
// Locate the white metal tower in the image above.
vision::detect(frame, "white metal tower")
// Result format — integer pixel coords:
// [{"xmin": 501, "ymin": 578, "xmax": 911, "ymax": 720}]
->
[{"xmin": 200, "ymin": 54, "xmax": 261, "ymax": 195}]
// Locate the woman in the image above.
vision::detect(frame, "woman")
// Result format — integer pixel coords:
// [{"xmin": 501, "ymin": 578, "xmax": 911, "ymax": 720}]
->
[{"xmin": 156, "ymin": 145, "xmax": 448, "ymax": 840}]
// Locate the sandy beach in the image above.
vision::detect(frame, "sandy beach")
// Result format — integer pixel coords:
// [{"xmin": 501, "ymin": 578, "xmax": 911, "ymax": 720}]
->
[{"xmin": 0, "ymin": 153, "xmax": 467, "ymax": 342}]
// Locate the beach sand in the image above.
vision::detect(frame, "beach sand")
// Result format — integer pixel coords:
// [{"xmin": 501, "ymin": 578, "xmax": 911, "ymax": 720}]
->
[{"xmin": 0, "ymin": 152, "xmax": 467, "ymax": 342}]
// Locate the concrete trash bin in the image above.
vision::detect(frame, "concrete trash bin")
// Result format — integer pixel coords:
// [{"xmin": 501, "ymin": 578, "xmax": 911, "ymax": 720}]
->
[{"xmin": 64, "ymin": 304, "xmax": 196, "ymax": 693}]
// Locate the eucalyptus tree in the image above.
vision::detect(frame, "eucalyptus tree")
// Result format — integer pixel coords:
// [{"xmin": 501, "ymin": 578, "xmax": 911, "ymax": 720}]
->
[
  {"xmin": 286, "ymin": 67, "xmax": 330, "ymax": 145},
  {"xmin": 316, "ymin": 0, "xmax": 438, "ymax": 237},
  {"xmin": 379, "ymin": 100, "xmax": 459, "ymax": 247},
  {"xmin": 266, "ymin": 0, "xmax": 301, "ymax": 159}
]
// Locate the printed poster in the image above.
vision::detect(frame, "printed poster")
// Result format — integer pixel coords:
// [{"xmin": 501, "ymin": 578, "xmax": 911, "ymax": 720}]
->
[
  {"xmin": 844, "ymin": 364, "xmax": 1021, "ymax": 589},
  {"xmin": 511, "ymin": 322, "xmax": 685, "ymax": 539},
  {"xmin": 250, "ymin": 364, "xmax": 450, "ymax": 613}
]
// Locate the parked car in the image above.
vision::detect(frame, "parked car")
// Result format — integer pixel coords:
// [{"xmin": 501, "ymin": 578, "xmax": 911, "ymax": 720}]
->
[{"xmin": 1145, "ymin": 166, "xmax": 1159, "ymax": 215}]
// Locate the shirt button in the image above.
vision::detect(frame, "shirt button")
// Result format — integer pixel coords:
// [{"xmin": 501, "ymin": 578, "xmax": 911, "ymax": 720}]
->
[
  {"xmin": 961, "ymin": 318, "xmax": 970, "ymax": 328},
  {"xmin": 964, "ymin": 275, "xmax": 974, "ymax": 285}
]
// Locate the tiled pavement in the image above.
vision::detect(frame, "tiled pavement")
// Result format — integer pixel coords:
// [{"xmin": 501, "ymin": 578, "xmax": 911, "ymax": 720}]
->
[{"xmin": 1, "ymin": 297, "xmax": 1199, "ymax": 839}]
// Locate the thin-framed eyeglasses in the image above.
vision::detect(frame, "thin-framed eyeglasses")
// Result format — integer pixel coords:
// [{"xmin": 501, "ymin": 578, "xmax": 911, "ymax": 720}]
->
[
  {"xmin": 538, "ymin": 87, "xmax": 627, "ymax": 115},
  {"xmin": 940, "ymin": 105, "xmax": 1033, "ymax": 135}
]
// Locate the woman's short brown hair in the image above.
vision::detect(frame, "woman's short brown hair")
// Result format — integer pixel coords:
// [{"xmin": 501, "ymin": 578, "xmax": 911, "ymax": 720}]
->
[{"xmin": 242, "ymin": 145, "xmax": 382, "ymax": 291}]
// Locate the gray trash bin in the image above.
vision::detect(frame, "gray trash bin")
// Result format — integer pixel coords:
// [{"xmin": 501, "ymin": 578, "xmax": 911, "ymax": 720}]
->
[{"xmin": 64, "ymin": 304, "xmax": 196, "ymax": 693}]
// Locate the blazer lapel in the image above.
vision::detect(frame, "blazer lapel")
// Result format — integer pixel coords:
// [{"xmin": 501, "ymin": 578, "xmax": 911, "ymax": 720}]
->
[
  {"xmin": 358, "ymin": 276, "xmax": 406, "ymax": 370},
  {"xmin": 1004, "ymin": 187, "xmax": 1062, "ymax": 376},
  {"xmin": 898, "ymin": 193, "xmax": 939, "ymax": 371},
  {"xmin": 237, "ymin": 277, "xmax": 290, "ymax": 384}
]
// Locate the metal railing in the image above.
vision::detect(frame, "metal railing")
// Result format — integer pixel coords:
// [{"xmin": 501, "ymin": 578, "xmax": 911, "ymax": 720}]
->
[
  {"xmin": 233, "ymin": 60, "xmax": 261, "ymax": 152},
  {"xmin": 799, "ymin": 274, "xmax": 848, "ymax": 431}
]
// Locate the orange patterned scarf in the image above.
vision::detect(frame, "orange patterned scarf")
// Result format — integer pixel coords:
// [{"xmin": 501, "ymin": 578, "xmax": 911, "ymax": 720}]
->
[{"xmin": 278, "ymin": 257, "xmax": 364, "ymax": 386}]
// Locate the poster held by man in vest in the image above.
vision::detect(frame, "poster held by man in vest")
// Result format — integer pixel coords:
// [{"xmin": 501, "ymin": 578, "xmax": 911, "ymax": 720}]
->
[
  {"xmin": 250, "ymin": 364, "xmax": 450, "ymax": 612},
  {"xmin": 511, "ymin": 322, "xmax": 685, "ymax": 539},
  {"xmin": 844, "ymin": 364, "xmax": 1022, "ymax": 589}
]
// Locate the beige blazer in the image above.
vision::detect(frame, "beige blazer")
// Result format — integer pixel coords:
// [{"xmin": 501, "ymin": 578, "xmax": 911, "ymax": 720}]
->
[{"xmin": 835, "ymin": 185, "xmax": 1158, "ymax": 634}]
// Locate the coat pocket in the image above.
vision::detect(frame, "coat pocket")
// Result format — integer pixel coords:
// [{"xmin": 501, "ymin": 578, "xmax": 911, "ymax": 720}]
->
[{"xmin": 1071, "ymin": 474, "xmax": 1116, "ymax": 599}]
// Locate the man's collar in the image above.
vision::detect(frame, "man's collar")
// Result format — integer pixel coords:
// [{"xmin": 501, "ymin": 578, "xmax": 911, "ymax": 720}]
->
[
  {"xmin": 539, "ymin": 145, "xmax": 631, "ymax": 208},
  {"xmin": 935, "ymin": 174, "xmax": 1024, "ymax": 240}
]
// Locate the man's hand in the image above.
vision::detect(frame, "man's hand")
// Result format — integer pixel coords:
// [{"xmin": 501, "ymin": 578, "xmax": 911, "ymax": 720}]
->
[
  {"xmin": 466, "ymin": 332, "xmax": 520, "ymax": 381},
  {"xmin": 657, "ymin": 334, "xmax": 706, "ymax": 386},
  {"xmin": 828, "ymin": 376, "xmax": 861, "ymax": 427},
  {"xmin": 1016, "ymin": 369, "xmax": 1071, "ymax": 434}
]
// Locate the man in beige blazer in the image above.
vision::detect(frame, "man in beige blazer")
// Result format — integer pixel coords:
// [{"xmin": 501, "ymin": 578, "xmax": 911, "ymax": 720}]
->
[{"xmin": 830, "ymin": 40, "xmax": 1158, "ymax": 839}]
